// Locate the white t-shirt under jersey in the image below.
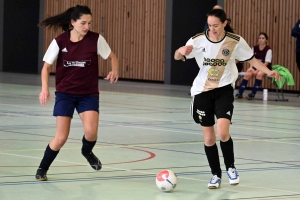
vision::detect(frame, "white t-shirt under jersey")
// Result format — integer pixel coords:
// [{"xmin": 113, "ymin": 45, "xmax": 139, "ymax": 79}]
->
[
  {"xmin": 252, "ymin": 47, "xmax": 272, "ymax": 63},
  {"xmin": 185, "ymin": 31, "xmax": 254, "ymax": 96}
]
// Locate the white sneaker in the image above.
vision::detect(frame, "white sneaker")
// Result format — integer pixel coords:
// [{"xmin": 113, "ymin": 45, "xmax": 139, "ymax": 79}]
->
[
  {"xmin": 226, "ymin": 167, "xmax": 240, "ymax": 185},
  {"xmin": 207, "ymin": 175, "xmax": 221, "ymax": 189}
]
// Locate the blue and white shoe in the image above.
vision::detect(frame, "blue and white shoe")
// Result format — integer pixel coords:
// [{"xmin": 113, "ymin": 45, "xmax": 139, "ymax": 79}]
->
[
  {"xmin": 226, "ymin": 167, "xmax": 240, "ymax": 185},
  {"xmin": 207, "ymin": 175, "xmax": 221, "ymax": 189}
]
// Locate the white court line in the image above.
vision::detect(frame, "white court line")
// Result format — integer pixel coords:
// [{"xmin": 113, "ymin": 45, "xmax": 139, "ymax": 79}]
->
[
  {"xmin": 0, "ymin": 103, "xmax": 52, "ymax": 110},
  {"xmin": 0, "ymin": 102, "xmax": 298, "ymax": 133},
  {"xmin": 1, "ymin": 111, "xmax": 300, "ymax": 144},
  {"xmin": 0, "ymin": 112, "xmax": 297, "ymax": 146},
  {"xmin": 0, "ymin": 152, "xmax": 299, "ymax": 195}
]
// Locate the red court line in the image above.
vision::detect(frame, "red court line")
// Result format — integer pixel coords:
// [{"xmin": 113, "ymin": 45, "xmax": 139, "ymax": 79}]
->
[{"xmin": 0, "ymin": 139, "xmax": 156, "ymax": 167}]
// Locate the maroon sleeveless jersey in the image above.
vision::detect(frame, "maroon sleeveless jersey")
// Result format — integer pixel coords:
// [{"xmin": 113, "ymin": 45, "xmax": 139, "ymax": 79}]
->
[
  {"xmin": 253, "ymin": 45, "xmax": 272, "ymax": 69},
  {"xmin": 55, "ymin": 31, "xmax": 100, "ymax": 96}
]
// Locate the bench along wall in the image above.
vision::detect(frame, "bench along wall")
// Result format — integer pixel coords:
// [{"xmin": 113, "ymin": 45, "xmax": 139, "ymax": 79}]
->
[{"xmin": 225, "ymin": 0, "xmax": 300, "ymax": 92}]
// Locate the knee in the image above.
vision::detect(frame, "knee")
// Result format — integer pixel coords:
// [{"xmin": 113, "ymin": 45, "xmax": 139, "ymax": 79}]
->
[
  {"xmin": 204, "ymin": 133, "xmax": 216, "ymax": 146},
  {"xmin": 217, "ymin": 119, "xmax": 230, "ymax": 141},
  {"xmin": 53, "ymin": 135, "xmax": 68, "ymax": 149},
  {"xmin": 244, "ymin": 72, "xmax": 252, "ymax": 79},
  {"xmin": 218, "ymin": 132, "xmax": 230, "ymax": 142},
  {"xmin": 256, "ymin": 73, "xmax": 264, "ymax": 79},
  {"xmin": 205, "ymin": 138, "xmax": 216, "ymax": 146},
  {"xmin": 84, "ymin": 127, "xmax": 98, "ymax": 140}
]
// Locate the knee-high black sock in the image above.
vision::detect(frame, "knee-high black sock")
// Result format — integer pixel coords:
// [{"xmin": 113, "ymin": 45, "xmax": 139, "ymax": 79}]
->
[
  {"xmin": 220, "ymin": 137, "xmax": 235, "ymax": 170},
  {"xmin": 82, "ymin": 135, "xmax": 96, "ymax": 157},
  {"xmin": 39, "ymin": 144, "xmax": 59, "ymax": 170},
  {"xmin": 204, "ymin": 144, "xmax": 222, "ymax": 178}
]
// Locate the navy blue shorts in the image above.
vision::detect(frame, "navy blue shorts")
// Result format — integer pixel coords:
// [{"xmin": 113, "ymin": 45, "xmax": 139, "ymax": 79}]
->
[{"xmin": 53, "ymin": 92, "xmax": 99, "ymax": 118}]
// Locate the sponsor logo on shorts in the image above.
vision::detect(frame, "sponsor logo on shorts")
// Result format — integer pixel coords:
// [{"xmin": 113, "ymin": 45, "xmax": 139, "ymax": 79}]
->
[{"xmin": 197, "ymin": 110, "xmax": 205, "ymax": 116}]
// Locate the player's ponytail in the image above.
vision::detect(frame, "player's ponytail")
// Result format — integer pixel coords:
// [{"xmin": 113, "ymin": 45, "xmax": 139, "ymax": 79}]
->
[
  {"xmin": 207, "ymin": 9, "xmax": 234, "ymax": 33},
  {"xmin": 225, "ymin": 18, "xmax": 234, "ymax": 33},
  {"xmin": 38, "ymin": 5, "xmax": 92, "ymax": 31}
]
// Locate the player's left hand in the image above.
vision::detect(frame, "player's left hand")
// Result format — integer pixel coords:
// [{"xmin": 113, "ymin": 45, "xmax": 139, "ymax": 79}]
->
[
  {"xmin": 104, "ymin": 70, "xmax": 118, "ymax": 83},
  {"xmin": 268, "ymin": 70, "xmax": 281, "ymax": 81}
]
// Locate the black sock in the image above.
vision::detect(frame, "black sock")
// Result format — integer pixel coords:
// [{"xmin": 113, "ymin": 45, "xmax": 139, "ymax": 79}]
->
[
  {"xmin": 204, "ymin": 144, "xmax": 222, "ymax": 178},
  {"xmin": 39, "ymin": 144, "xmax": 59, "ymax": 170},
  {"xmin": 220, "ymin": 137, "xmax": 235, "ymax": 170},
  {"xmin": 82, "ymin": 135, "xmax": 96, "ymax": 157}
]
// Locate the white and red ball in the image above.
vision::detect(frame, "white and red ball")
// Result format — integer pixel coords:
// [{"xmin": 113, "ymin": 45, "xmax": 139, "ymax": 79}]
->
[{"xmin": 155, "ymin": 170, "xmax": 178, "ymax": 192}]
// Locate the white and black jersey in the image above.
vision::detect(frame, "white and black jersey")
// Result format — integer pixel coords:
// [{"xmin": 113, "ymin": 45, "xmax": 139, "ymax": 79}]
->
[{"xmin": 184, "ymin": 31, "xmax": 254, "ymax": 96}]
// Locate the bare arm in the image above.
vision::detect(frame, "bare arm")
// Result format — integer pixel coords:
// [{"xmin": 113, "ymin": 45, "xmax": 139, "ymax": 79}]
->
[
  {"xmin": 174, "ymin": 49, "xmax": 184, "ymax": 60},
  {"xmin": 247, "ymin": 57, "xmax": 280, "ymax": 80},
  {"xmin": 263, "ymin": 62, "xmax": 270, "ymax": 67},
  {"xmin": 39, "ymin": 62, "xmax": 51, "ymax": 106},
  {"xmin": 174, "ymin": 45, "xmax": 193, "ymax": 60},
  {"xmin": 104, "ymin": 51, "xmax": 119, "ymax": 83},
  {"xmin": 248, "ymin": 58, "xmax": 271, "ymax": 74},
  {"xmin": 249, "ymin": 61, "xmax": 269, "ymax": 69}
]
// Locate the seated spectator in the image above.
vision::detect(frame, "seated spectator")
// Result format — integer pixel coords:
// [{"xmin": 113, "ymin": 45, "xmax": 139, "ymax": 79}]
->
[{"xmin": 235, "ymin": 32, "xmax": 272, "ymax": 100}]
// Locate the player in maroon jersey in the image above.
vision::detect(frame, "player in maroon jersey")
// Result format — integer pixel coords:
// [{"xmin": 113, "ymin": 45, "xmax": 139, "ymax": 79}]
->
[
  {"xmin": 35, "ymin": 5, "xmax": 118, "ymax": 181},
  {"xmin": 235, "ymin": 32, "xmax": 272, "ymax": 100}
]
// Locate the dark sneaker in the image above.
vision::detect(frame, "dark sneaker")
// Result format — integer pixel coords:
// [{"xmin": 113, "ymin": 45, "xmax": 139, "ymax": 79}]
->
[
  {"xmin": 234, "ymin": 93, "xmax": 243, "ymax": 99},
  {"xmin": 246, "ymin": 93, "xmax": 255, "ymax": 100},
  {"xmin": 35, "ymin": 168, "xmax": 48, "ymax": 181},
  {"xmin": 83, "ymin": 152, "xmax": 102, "ymax": 170}
]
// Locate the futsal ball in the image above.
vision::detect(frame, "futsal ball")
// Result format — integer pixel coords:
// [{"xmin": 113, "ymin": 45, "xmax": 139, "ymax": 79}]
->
[{"xmin": 155, "ymin": 170, "xmax": 178, "ymax": 192}]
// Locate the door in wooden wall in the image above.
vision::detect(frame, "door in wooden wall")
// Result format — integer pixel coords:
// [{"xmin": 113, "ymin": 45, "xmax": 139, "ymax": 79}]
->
[
  {"xmin": 43, "ymin": 0, "xmax": 166, "ymax": 81},
  {"xmin": 225, "ymin": 0, "xmax": 300, "ymax": 92}
]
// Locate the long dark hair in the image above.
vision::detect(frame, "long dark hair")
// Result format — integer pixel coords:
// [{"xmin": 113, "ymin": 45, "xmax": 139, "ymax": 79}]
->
[
  {"xmin": 38, "ymin": 5, "xmax": 92, "ymax": 31},
  {"xmin": 207, "ymin": 9, "xmax": 234, "ymax": 33}
]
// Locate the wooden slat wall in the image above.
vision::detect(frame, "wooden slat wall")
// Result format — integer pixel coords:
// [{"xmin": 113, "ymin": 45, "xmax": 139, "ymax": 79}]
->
[
  {"xmin": 43, "ymin": 0, "xmax": 166, "ymax": 81},
  {"xmin": 225, "ymin": 0, "xmax": 300, "ymax": 91}
]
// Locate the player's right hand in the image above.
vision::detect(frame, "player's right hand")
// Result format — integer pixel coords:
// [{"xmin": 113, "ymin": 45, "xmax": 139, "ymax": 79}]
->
[
  {"xmin": 39, "ymin": 89, "xmax": 50, "ymax": 106},
  {"xmin": 178, "ymin": 45, "xmax": 193, "ymax": 56}
]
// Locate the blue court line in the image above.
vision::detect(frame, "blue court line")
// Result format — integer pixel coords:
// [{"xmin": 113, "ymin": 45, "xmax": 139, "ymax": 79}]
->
[{"xmin": 0, "ymin": 166, "xmax": 299, "ymax": 187}]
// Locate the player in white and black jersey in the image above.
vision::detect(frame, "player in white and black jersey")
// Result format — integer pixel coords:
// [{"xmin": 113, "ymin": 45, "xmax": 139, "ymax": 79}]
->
[{"xmin": 174, "ymin": 9, "xmax": 280, "ymax": 189}]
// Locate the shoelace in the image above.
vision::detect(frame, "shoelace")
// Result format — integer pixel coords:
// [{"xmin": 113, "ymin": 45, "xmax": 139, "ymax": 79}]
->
[
  {"xmin": 230, "ymin": 168, "xmax": 238, "ymax": 178},
  {"xmin": 211, "ymin": 175, "xmax": 220, "ymax": 183}
]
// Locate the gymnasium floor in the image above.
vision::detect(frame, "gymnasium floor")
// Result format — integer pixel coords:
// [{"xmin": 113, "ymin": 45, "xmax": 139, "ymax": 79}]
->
[{"xmin": 0, "ymin": 72, "xmax": 299, "ymax": 200}]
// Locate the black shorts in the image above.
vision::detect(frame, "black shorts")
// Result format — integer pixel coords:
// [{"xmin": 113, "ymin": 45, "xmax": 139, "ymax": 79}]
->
[{"xmin": 190, "ymin": 84, "xmax": 234, "ymax": 126}]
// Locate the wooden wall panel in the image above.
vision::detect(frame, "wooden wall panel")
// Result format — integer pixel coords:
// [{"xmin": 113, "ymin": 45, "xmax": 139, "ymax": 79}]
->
[
  {"xmin": 43, "ymin": 0, "xmax": 166, "ymax": 81},
  {"xmin": 225, "ymin": 0, "xmax": 300, "ymax": 92}
]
